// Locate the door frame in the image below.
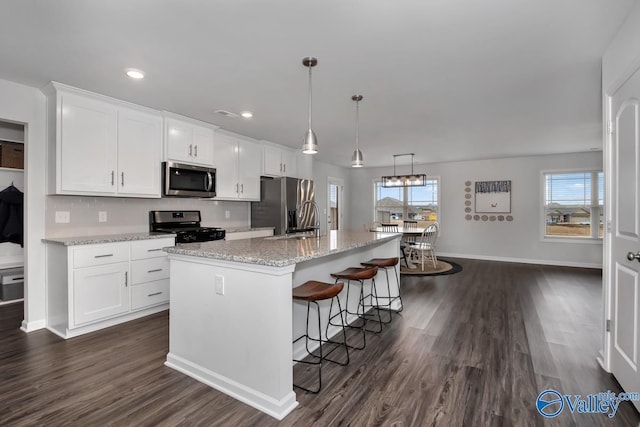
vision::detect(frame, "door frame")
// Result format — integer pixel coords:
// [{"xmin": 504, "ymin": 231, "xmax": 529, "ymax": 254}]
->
[
  {"xmin": 327, "ymin": 177, "xmax": 344, "ymax": 231},
  {"xmin": 602, "ymin": 55, "xmax": 640, "ymax": 372}
]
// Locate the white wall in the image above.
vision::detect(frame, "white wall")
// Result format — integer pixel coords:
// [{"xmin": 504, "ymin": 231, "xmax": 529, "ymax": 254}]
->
[
  {"xmin": 0, "ymin": 78, "xmax": 47, "ymax": 330},
  {"xmin": 312, "ymin": 160, "xmax": 351, "ymax": 235},
  {"xmin": 46, "ymin": 196, "xmax": 250, "ymax": 237},
  {"xmin": 349, "ymin": 152, "xmax": 603, "ymax": 268}
]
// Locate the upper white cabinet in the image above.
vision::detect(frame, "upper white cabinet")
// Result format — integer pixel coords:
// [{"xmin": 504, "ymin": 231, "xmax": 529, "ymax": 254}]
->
[
  {"xmin": 43, "ymin": 82, "xmax": 162, "ymax": 198},
  {"xmin": 262, "ymin": 143, "xmax": 298, "ymax": 178},
  {"xmin": 164, "ymin": 113, "xmax": 216, "ymax": 167},
  {"xmin": 214, "ymin": 131, "xmax": 261, "ymax": 201}
]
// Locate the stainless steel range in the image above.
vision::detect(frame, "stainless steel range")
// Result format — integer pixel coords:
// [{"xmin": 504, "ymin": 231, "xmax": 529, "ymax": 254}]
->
[{"xmin": 150, "ymin": 210, "xmax": 225, "ymax": 243}]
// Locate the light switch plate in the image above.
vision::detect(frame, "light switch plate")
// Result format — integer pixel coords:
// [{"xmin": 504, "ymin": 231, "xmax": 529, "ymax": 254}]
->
[
  {"xmin": 215, "ymin": 275, "xmax": 225, "ymax": 295},
  {"xmin": 98, "ymin": 211, "xmax": 107, "ymax": 222}
]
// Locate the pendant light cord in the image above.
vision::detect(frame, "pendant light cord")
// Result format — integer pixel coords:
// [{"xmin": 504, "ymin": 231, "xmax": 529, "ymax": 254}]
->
[
  {"xmin": 355, "ymin": 98, "xmax": 360, "ymax": 149},
  {"xmin": 308, "ymin": 65, "xmax": 313, "ymax": 130}
]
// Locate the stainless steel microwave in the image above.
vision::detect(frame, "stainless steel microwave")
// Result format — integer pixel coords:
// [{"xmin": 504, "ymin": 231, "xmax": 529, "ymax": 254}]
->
[{"xmin": 163, "ymin": 162, "xmax": 216, "ymax": 198}]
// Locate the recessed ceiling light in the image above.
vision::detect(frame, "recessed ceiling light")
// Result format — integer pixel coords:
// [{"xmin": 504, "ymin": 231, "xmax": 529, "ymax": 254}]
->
[
  {"xmin": 240, "ymin": 111, "xmax": 253, "ymax": 119},
  {"xmin": 125, "ymin": 68, "xmax": 145, "ymax": 79}
]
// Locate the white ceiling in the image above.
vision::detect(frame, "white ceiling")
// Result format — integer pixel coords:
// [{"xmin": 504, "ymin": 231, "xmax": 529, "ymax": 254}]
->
[{"xmin": 0, "ymin": 0, "xmax": 636, "ymax": 168}]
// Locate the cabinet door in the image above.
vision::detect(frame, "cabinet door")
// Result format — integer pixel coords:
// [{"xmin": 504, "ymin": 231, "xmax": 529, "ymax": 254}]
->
[
  {"xmin": 281, "ymin": 149, "xmax": 298, "ymax": 178},
  {"xmin": 59, "ymin": 92, "xmax": 118, "ymax": 194},
  {"xmin": 213, "ymin": 133, "xmax": 240, "ymax": 199},
  {"xmin": 165, "ymin": 118, "xmax": 194, "ymax": 163},
  {"xmin": 263, "ymin": 145, "xmax": 283, "ymax": 176},
  {"xmin": 192, "ymin": 126, "xmax": 214, "ymax": 166},
  {"xmin": 73, "ymin": 262, "xmax": 130, "ymax": 326},
  {"xmin": 238, "ymin": 139, "xmax": 262, "ymax": 200},
  {"xmin": 117, "ymin": 108, "xmax": 162, "ymax": 197}
]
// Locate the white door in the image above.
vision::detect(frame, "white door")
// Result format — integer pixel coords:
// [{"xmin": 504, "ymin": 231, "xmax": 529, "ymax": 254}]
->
[
  {"xmin": 73, "ymin": 262, "xmax": 130, "ymax": 326},
  {"xmin": 117, "ymin": 108, "xmax": 162, "ymax": 197},
  {"xmin": 327, "ymin": 177, "xmax": 344, "ymax": 231},
  {"xmin": 609, "ymin": 64, "xmax": 640, "ymax": 411}
]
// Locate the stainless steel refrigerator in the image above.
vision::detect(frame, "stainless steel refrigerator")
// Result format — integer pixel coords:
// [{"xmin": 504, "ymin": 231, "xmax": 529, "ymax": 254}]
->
[{"xmin": 250, "ymin": 177, "xmax": 316, "ymax": 235}]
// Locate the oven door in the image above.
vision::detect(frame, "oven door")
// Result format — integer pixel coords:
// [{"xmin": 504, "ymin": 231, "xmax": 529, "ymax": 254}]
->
[{"xmin": 163, "ymin": 162, "xmax": 216, "ymax": 198}]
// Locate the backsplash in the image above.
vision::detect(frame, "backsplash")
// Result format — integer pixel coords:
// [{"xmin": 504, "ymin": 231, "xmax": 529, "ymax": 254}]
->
[{"xmin": 45, "ymin": 195, "xmax": 251, "ymax": 237}]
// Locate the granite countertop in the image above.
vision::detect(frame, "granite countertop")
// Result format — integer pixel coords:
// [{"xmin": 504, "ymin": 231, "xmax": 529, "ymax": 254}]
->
[
  {"xmin": 42, "ymin": 232, "xmax": 176, "ymax": 246},
  {"xmin": 164, "ymin": 230, "xmax": 400, "ymax": 267},
  {"xmin": 223, "ymin": 226, "xmax": 275, "ymax": 233}
]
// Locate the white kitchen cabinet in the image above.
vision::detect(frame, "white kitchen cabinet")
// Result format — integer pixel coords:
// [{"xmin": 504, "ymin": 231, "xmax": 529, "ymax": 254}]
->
[
  {"xmin": 43, "ymin": 82, "xmax": 162, "ymax": 198},
  {"xmin": 45, "ymin": 236, "xmax": 175, "ymax": 339},
  {"xmin": 164, "ymin": 114, "xmax": 216, "ymax": 167},
  {"xmin": 73, "ymin": 261, "xmax": 130, "ymax": 325},
  {"xmin": 117, "ymin": 108, "xmax": 162, "ymax": 197},
  {"xmin": 263, "ymin": 143, "xmax": 298, "ymax": 178},
  {"xmin": 214, "ymin": 131, "xmax": 261, "ymax": 201}
]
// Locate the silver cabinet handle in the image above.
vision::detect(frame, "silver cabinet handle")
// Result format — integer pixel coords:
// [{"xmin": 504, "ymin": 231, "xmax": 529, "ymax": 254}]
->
[
  {"xmin": 189, "ymin": 144, "xmax": 193, "ymax": 156},
  {"xmin": 194, "ymin": 145, "xmax": 198, "ymax": 157},
  {"xmin": 148, "ymin": 268, "xmax": 163, "ymax": 273},
  {"xmin": 148, "ymin": 291, "xmax": 163, "ymax": 297},
  {"xmin": 240, "ymin": 183, "xmax": 244, "ymax": 193},
  {"xmin": 280, "ymin": 163, "xmax": 283, "ymax": 172},
  {"xmin": 627, "ymin": 252, "xmax": 640, "ymax": 262},
  {"xmin": 283, "ymin": 164, "xmax": 286, "ymax": 173},
  {"xmin": 147, "ymin": 248, "xmax": 162, "ymax": 252},
  {"xmin": 121, "ymin": 172, "xmax": 124, "ymax": 187},
  {"xmin": 125, "ymin": 271, "xmax": 128, "ymax": 287},
  {"xmin": 94, "ymin": 254, "xmax": 114, "ymax": 258},
  {"xmin": 11, "ymin": 277, "xmax": 24, "ymax": 281},
  {"xmin": 236, "ymin": 183, "xmax": 239, "ymax": 193},
  {"xmin": 111, "ymin": 171, "xmax": 115, "ymax": 186}
]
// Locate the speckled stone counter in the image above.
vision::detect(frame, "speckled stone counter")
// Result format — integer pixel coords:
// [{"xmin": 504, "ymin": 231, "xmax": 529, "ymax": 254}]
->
[
  {"xmin": 165, "ymin": 230, "xmax": 398, "ymax": 267},
  {"xmin": 42, "ymin": 232, "xmax": 175, "ymax": 246}
]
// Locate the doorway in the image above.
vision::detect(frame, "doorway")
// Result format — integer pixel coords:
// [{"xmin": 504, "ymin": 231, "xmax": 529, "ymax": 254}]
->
[
  {"xmin": 327, "ymin": 177, "xmax": 343, "ymax": 231},
  {"xmin": 0, "ymin": 120, "xmax": 25, "ymax": 307}
]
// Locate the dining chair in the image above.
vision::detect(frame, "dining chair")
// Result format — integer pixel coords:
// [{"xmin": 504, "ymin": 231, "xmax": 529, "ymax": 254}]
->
[
  {"xmin": 401, "ymin": 220, "xmax": 418, "ymax": 267},
  {"xmin": 407, "ymin": 222, "xmax": 439, "ymax": 270},
  {"xmin": 380, "ymin": 223, "xmax": 399, "ymax": 232}
]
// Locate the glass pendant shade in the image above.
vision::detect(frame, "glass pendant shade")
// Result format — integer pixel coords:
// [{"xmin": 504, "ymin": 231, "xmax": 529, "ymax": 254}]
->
[
  {"xmin": 302, "ymin": 128, "xmax": 318, "ymax": 154},
  {"xmin": 351, "ymin": 148, "xmax": 363, "ymax": 167}
]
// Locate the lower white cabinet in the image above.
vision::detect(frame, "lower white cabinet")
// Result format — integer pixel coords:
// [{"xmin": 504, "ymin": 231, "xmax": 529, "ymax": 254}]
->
[{"xmin": 45, "ymin": 236, "xmax": 174, "ymax": 339}]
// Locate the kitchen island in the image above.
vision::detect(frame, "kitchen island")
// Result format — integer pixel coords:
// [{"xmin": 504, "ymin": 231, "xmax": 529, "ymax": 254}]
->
[{"xmin": 163, "ymin": 230, "xmax": 401, "ymax": 420}]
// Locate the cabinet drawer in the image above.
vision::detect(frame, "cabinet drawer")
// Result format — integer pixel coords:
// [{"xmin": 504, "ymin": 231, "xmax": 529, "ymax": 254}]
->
[
  {"xmin": 73, "ymin": 243, "xmax": 129, "ymax": 268},
  {"xmin": 131, "ymin": 279, "xmax": 169, "ymax": 310},
  {"xmin": 130, "ymin": 238, "xmax": 175, "ymax": 260},
  {"xmin": 131, "ymin": 257, "xmax": 169, "ymax": 285}
]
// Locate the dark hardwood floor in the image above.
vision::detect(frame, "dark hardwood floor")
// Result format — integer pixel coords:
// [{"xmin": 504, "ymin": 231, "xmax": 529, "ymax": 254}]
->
[{"xmin": 1, "ymin": 259, "xmax": 638, "ymax": 426}]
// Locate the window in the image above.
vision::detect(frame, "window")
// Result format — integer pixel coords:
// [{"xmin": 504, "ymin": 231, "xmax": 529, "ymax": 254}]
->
[
  {"xmin": 543, "ymin": 171, "xmax": 603, "ymax": 239},
  {"xmin": 374, "ymin": 178, "xmax": 439, "ymax": 224}
]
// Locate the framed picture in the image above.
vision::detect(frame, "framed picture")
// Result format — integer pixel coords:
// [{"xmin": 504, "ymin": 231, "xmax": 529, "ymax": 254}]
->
[{"xmin": 475, "ymin": 180, "xmax": 511, "ymax": 213}]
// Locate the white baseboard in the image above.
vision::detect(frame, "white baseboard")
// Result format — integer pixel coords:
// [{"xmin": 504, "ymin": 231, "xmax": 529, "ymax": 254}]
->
[
  {"xmin": 437, "ymin": 252, "xmax": 602, "ymax": 269},
  {"xmin": 165, "ymin": 353, "xmax": 298, "ymax": 420},
  {"xmin": 20, "ymin": 318, "xmax": 46, "ymax": 333}
]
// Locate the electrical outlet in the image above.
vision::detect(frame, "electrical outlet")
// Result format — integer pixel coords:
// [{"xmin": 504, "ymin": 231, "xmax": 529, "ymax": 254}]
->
[
  {"xmin": 225, "ymin": 210, "xmax": 230, "ymax": 219},
  {"xmin": 98, "ymin": 211, "xmax": 107, "ymax": 223},
  {"xmin": 215, "ymin": 275, "xmax": 225, "ymax": 295},
  {"xmin": 55, "ymin": 211, "xmax": 70, "ymax": 224}
]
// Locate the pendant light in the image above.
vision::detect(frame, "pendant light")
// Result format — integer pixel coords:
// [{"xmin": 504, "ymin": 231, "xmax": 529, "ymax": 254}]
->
[
  {"xmin": 351, "ymin": 94, "xmax": 364, "ymax": 167},
  {"xmin": 382, "ymin": 153, "xmax": 427, "ymax": 187},
  {"xmin": 302, "ymin": 57, "xmax": 318, "ymax": 154}
]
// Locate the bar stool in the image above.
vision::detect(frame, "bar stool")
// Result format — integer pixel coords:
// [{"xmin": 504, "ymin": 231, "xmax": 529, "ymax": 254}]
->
[
  {"xmin": 360, "ymin": 257, "xmax": 403, "ymax": 323},
  {"xmin": 292, "ymin": 280, "xmax": 349, "ymax": 394},
  {"xmin": 329, "ymin": 265, "xmax": 381, "ymax": 350}
]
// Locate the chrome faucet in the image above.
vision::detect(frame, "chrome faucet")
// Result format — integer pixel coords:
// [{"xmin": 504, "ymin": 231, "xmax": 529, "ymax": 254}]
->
[{"xmin": 297, "ymin": 200, "xmax": 321, "ymax": 238}]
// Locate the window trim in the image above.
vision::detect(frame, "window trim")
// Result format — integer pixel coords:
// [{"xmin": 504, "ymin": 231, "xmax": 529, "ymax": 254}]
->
[
  {"xmin": 540, "ymin": 168, "xmax": 603, "ymax": 243},
  {"xmin": 372, "ymin": 175, "xmax": 441, "ymax": 228}
]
